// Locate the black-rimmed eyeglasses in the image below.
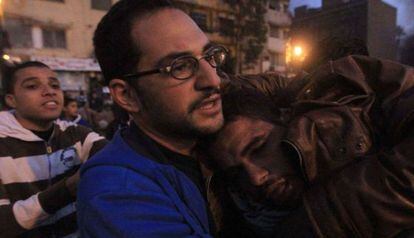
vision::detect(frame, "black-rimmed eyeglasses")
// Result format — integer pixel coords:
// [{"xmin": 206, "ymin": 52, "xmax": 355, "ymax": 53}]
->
[{"xmin": 122, "ymin": 45, "xmax": 228, "ymax": 81}]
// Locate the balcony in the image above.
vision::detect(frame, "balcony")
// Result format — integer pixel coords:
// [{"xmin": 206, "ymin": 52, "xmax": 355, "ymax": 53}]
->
[
  {"xmin": 267, "ymin": 37, "xmax": 285, "ymax": 53},
  {"xmin": 266, "ymin": 10, "xmax": 292, "ymax": 26}
]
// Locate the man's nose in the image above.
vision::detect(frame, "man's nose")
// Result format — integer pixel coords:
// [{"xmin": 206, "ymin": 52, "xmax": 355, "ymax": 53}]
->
[
  {"xmin": 194, "ymin": 59, "xmax": 221, "ymax": 90},
  {"xmin": 42, "ymin": 85, "xmax": 57, "ymax": 96},
  {"xmin": 243, "ymin": 161, "xmax": 269, "ymax": 186}
]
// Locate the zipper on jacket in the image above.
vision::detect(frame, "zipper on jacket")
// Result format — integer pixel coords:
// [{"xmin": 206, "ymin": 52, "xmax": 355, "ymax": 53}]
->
[
  {"xmin": 45, "ymin": 142, "xmax": 53, "ymax": 187},
  {"xmin": 45, "ymin": 128, "xmax": 57, "ymax": 238}
]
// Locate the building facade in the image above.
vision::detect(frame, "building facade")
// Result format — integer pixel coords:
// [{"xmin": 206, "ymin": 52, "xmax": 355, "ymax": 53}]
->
[
  {"xmin": 291, "ymin": 0, "xmax": 398, "ymax": 61},
  {"xmin": 263, "ymin": 0, "xmax": 291, "ymax": 73},
  {"xmin": 175, "ymin": 0, "xmax": 291, "ymax": 74},
  {"xmin": 0, "ymin": 0, "xmax": 291, "ymax": 96},
  {"xmin": 1, "ymin": 0, "xmax": 113, "ymax": 94}
]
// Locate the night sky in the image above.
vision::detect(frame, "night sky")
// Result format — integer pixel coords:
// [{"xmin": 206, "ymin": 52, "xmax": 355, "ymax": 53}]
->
[{"xmin": 289, "ymin": 0, "xmax": 414, "ymax": 35}]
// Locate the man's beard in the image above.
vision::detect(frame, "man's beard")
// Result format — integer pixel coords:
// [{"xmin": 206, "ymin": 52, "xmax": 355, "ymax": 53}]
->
[{"xmin": 137, "ymin": 88, "xmax": 223, "ymax": 141}]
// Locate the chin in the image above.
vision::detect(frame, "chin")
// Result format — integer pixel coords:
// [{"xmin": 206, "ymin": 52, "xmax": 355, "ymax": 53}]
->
[
  {"xmin": 196, "ymin": 118, "xmax": 224, "ymax": 135},
  {"xmin": 37, "ymin": 114, "xmax": 61, "ymax": 122}
]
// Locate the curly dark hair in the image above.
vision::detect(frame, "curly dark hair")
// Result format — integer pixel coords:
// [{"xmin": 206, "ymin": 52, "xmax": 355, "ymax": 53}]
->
[
  {"xmin": 220, "ymin": 73, "xmax": 297, "ymax": 126},
  {"xmin": 93, "ymin": 0, "xmax": 175, "ymax": 85},
  {"xmin": 196, "ymin": 73, "xmax": 298, "ymax": 168}
]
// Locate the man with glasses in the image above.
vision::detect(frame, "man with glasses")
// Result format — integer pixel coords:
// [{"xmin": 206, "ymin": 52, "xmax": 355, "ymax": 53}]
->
[{"xmin": 77, "ymin": 0, "xmax": 226, "ymax": 237}]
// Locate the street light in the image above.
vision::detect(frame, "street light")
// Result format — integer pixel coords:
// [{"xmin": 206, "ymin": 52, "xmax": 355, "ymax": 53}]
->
[{"xmin": 293, "ymin": 46, "xmax": 303, "ymax": 57}]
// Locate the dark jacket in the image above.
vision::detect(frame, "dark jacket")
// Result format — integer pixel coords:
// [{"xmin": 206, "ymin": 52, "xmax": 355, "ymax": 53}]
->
[{"xmin": 284, "ymin": 55, "xmax": 414, "ymax": 238}]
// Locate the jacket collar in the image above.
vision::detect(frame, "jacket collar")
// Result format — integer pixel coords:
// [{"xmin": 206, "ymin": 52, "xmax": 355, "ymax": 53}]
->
[
  {"xmin": 122, "ymin": 122, "xmax": 170, "ymax": 165},
  {"xmin": 0, "ymin": 110, "xmax": 44, "ymax": 141}
]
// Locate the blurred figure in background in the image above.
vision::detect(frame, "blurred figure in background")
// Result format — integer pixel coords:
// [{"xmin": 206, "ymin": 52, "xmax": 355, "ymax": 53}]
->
[
  {"xmin": 90, "ymin": 101, "xmax": 114, "ymax": 136},
  {"xmin": 105, "ymin": 103, "xmax": 130, "ymax": 140},
  {"xmin": 61, "ymin": 96, "xmax": 91, "ymax": 128}
]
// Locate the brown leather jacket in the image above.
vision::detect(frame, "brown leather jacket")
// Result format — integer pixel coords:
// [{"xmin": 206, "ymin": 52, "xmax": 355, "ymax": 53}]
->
[{"xmin": 284, "ymin": 55, "xmax": 414, "ymax": 238}]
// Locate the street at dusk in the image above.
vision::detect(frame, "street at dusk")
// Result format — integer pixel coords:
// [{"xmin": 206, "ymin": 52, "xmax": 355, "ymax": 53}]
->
[{"xmin": 0, "ymin": 1, "xmax": 413, "ymax": 237}]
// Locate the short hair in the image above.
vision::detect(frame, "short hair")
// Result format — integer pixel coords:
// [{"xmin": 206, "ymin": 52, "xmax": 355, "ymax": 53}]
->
[
  {"xmin": 2, "ymin": 61, "xmax": 50, "ymax": 94},
  {"xmin": 93, "ymin": 0, "xmax": 175, "ymax": 85},
  {"xmin": 303, "ymin": 36, "xmax": 369, "ymax": 72},
  {"xmin": 64, "ymin": 96, "xmax": 77, "ymax": 107},
  {"xmin": 221, "ymin": 73, "xmax": 296, "ymax": 126}
]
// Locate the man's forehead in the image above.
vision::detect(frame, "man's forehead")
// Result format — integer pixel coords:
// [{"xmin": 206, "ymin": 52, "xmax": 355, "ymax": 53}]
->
[
  {"xmin": 15, "ymin": 67, "xmax": 57, "ymax": 82},
  {"xmin": 132, "ymin": 8, "xmax": 208, "ymax": 62},
  {"xmin": 215, "ymin": 117, "xmax": 273, "ymax": 147}
]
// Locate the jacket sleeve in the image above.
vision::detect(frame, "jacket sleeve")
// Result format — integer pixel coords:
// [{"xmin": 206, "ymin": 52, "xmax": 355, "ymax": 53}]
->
[
  {"xmin": 303, "ymin": 134, "xmax": 414, "ymax": 238},
  {"xmin": 77, "ymin": 166, "xmax": 212, "ymax": 238},
  {"xmin": 0, "ymin": 178, "xmax": 76, "ymax": 237},
  {"xmin": 72, "ymin": 125, "xmax": 107, "ymax": 162},
  {"xmin": 297, "ymin": 56, "xmax": 414, "ymax": 238},
  {"xmin": 0, "ymin": 179, "xmax": 27, "ymax": 237}
]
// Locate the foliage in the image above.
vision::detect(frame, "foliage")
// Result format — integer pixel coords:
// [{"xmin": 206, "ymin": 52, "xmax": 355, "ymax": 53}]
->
[{"xmin": 222, "ymin": 0, "xmax": 269, "ymax": 72}]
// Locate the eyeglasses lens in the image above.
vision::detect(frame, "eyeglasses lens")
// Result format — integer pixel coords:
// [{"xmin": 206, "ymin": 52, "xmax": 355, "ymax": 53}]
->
[
  {"xmin": 171, "ymin": 57, "xmax": 198, "ymax": 79},
  {"xmin": 170, "ymin": 46, "xmax": 227, "ymax": 80},
  {"xmin": 209, "ymin": 48, "xmax": 227, "ymax": 67}
]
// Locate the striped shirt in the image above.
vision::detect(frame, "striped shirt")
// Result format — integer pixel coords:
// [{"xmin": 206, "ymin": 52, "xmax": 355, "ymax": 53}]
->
[{"xmin": 0, "ymin": 111, "xmax": 106, "ymax": 237}]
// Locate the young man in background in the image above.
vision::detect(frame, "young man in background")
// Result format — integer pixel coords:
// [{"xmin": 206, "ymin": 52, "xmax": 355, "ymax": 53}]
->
[
  {"xmin": 61, "ymin": 96, "xmax": 91, "ymax": 128},
  {"xmin": 0, "ymin": 61, "xmax": 106, "ymax": 237}
]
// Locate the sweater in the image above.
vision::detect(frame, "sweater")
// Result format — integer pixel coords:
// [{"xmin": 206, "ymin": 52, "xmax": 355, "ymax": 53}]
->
[
  {"xmin": 0, "ymin": 111, "xmax": 106, "ymax": 237},
  {"xmin": 77, "ymin": 127, "xmax": 212, "ymax": 237}
]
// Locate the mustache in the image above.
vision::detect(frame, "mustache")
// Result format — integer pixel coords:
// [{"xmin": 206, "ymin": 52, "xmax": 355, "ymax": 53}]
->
[{"xmin": 189, "ymin": 87, "xmax": 221, "ymax": 112}]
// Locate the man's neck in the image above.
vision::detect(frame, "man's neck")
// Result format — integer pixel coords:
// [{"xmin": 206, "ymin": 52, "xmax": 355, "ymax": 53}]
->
[
  {"xmin": 14, "ymin": 112, "xmax": 55, "ymax": 131},
  {"xmin": 133, "ymin": 119, "xmax": 196, "ymax": 156}
]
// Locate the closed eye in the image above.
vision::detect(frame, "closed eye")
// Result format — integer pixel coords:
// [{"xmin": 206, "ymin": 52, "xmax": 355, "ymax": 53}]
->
[{"xmin": 240, "ymin": 136, "xmax": 267, "ymax": 157}]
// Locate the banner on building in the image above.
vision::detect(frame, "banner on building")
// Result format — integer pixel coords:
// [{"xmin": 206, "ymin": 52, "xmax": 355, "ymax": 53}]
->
[{"xmin": 30, "ymin": 56, "xmax": 101, "ymax": 72}]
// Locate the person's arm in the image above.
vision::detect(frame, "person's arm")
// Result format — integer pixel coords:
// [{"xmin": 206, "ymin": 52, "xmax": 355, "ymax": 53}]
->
[
  {"xmin": 77, "ymin": 166, "xmax": 212, "ymax": 238},
  {"xmin": 73, "ymin": 125, "xmax": 107, "ymax": 162},
  {"xmin": 0, "ymin": 174, "xmax": 78, "ymax": 237}
]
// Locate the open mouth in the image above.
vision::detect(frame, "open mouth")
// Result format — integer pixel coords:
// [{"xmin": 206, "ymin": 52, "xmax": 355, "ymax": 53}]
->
[
  {"xmin": 194, "ymin": 94, "xmax": 221, "ymax": 111},
  {"xmin": 42, "ymin": 101, "xmax": 59, "ymax": 109},
  {"xmin": 44, "ymin": 101, "xmax": 57, "ymax": 106}
]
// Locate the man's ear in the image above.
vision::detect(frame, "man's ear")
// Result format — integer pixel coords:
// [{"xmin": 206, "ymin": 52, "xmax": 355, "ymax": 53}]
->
[
  {"xmin": 109, "ymin": 79, "xmax": 141, "ymax": 113},
  {"xmin": 5, "ymin": 94, "xmax": 16, "ymax": 109}
]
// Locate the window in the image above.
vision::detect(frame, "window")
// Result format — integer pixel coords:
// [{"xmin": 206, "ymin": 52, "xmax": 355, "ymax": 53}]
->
[
  {"xmin": 283, "ymin": 29, "xmax": 290, "ymax": 39},
  {"xmin": 219, "ymin": 17, "xmax": 234, "ymax": 36},
  {"xmin": 282, "ymin": 2, "xmax": 289, "ymax": 12},
  {"xmin": 91, "ymin": 0, "xmax": 112, "ymax": 11},
  {"xmin": 270, "ymin": 52, "xmax": 285, "ymax": 66},
  {"xmin": 4, "ymin": 18, "xmax": 33, "ymax": 48},
  {"xmin": 190, "ymin": 12, "xmax": 208, "ymax": 32},
  {"xmin": 269, "ymin": 25, "xmax": 280, "ymax": 38},
  {"xmin": 42, "ymin": 29, "xmax": 66, "ymax": 48}
]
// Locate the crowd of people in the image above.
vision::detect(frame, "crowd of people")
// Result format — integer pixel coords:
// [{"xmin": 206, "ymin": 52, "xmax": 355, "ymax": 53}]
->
[{"xmin": 0, "ymin": 0, "xmax": 414, "ymax": 237}]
